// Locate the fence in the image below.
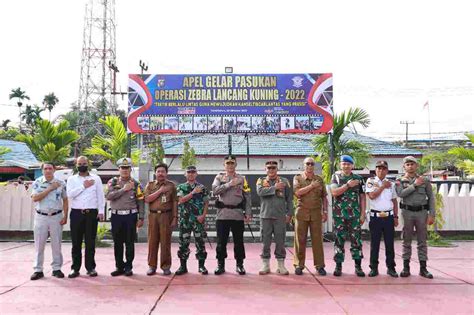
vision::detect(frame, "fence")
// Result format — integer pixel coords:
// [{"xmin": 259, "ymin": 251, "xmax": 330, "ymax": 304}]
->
[{"xmin": 1, "ymin": 182, "xmax": 473, "ymax": 232}]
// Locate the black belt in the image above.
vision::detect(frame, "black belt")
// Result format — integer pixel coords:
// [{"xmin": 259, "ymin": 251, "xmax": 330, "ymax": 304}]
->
[
  {"xmin": 149, "ymin": 209, "xmax": 171, "ymax": 214},
  {"xmin": 215, "ymin": 200, "xmax": 244, "ymax": 209},
  {"xmin": 72, "ymin": 208, "xmax": 97, "ymax": 214},
  {"xmin": 400, "ymin": 203, "xmax": 428, "ymax": 212},
  {"xmin": 36, "ymin": 210, "xmax": 62, "ymax": 216}
]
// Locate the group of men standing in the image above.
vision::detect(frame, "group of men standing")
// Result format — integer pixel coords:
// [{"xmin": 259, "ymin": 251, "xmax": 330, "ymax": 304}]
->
[{"xmin": 29, "ymin": 153, "xmax": 435, "ymax": 280}]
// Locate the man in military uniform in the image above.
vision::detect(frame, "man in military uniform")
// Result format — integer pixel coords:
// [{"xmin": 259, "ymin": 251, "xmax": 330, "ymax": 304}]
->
[
  {"xmin": 212, "ymin": 155, "xmax": 252, "ymax": 275},
  {"xmin": 144, "ymin": 163, "xmax": 178, "ymax": 276},
  {"xmin": 30, "ymin": 162, "xmax": 68, "ymax": 280},
  {"xmin": 256, "ymin": 160, "xmax": 293, "ymax": 275},
  {"xmin": 175, "ymin": 165, "xmax": 210, "ymax": 275},
  {"xmin": 330, "ymin": 155, "xmax": 366, "ymax": 277},
  {"xmin": 396, "ymin": 156, "xmax": 435, "ymax": 279},
  {"xmin": 106, "ymin": 158, "xmax": 145, "ymax": 277},
  {"xmin": 365, "ymin": 160, "xmax": 399, "ymax": 277},
  {"xmin": 293, "ymin": 157, "xmax": 328, "ymax": 276}
]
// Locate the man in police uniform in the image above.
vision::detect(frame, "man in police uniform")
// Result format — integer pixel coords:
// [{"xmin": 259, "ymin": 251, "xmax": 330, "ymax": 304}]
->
[
  {"xmin": 212, "ymin": 155, "xmax": 252, "ymax": 275},
  {"xmin": 396, "ymin": 156, "xmax": 435, "ymax": 279},
  {"xmin": 330, "ymin": 155, "xmax": 366, "ymax": 277},
  {"xmin": 144, "ymin": 163, "xmax": 178, "ymax": 276},
  {"xmin": 293, "ymin": 157, "xmax": 328, "ymax": 276},
  {"xmin": 365, "ymin": 160, "xmax": 399, "ymax": 277},
  {"xmin": 106, "ymin": 158, "xmax": 145, "ymax": 277},
  {"xmin": 30, "ymin": 162, "xmax": 68, "ymax": 280},
  {"xmin": 175, "ymin": 165, "xmax": 210, "ymax": 275},
  {"xmin": 256, "ymin": 160, "xmax": 293, "ymax": 275}
]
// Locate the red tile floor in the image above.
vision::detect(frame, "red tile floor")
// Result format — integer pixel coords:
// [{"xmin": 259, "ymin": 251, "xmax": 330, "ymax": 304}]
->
[{"xmin": 0, "ymin": 241, "xmax": 473, "ymax": 314}]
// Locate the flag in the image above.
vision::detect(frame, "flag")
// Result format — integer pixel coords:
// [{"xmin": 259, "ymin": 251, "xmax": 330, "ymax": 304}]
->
[{"xmin": 423, "ymin": 100, "xmax": 429, "ymax": 109}]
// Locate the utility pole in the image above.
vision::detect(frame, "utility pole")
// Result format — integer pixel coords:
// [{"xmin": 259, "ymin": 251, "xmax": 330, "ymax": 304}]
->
[{"xmin": 400, "ymin": 121, "xmax": 415, "ymax": 146}]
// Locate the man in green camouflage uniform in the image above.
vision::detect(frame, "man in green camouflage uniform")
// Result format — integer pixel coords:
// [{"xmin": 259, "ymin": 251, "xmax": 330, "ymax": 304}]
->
[
  {"xmin": 330, "ymin": 155, "xmax": 366, "ymax": 277},
  {"xmin": 175, "ymin": 165, "xmax": 210, "ymax": 275}
]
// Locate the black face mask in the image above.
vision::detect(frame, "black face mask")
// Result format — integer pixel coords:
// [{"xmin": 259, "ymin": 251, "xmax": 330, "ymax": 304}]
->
[{"xmin": 77, "ymin": 165, "xmax": 88, "ymax": 173}]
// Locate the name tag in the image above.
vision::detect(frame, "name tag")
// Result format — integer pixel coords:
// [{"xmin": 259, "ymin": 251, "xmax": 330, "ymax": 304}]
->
[{"xmin": 161, "ymin": 195, "xmax": 167, "ymax": 203}]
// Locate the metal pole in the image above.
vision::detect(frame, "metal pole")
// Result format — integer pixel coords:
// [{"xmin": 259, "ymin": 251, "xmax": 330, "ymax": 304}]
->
[
  {"xmin": 246, "ymin": 133, "xmax": 250, "ymax": 170},
  {"xmin": 228, "ymin": 134, "xmax": 232, "ymax": 155}
]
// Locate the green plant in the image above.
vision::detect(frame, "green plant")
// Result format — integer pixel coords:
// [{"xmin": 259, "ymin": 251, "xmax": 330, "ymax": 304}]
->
[
  {"xmin": 428, "ymin": 187, "xmax": 452, "ymax": 247},
  {"xmin": 95, "ymin": 223, "xmax": 111, "ymax": 247},
  {"xmin": 181, "ymin": 139, "xmax": 197, "ymax": 169}
]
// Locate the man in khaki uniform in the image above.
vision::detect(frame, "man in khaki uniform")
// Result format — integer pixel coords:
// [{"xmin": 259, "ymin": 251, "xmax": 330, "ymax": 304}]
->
[
  {"xmin": 144, "ymin": 163, "xmax": 178, "ymax": 276},
  {"xmin": 396, "ymin": 156, "xmax": 435, "ymax": 279},
  {"xmin": 293, "ymin": 157, "xmax": 328, "ymax": 276}
]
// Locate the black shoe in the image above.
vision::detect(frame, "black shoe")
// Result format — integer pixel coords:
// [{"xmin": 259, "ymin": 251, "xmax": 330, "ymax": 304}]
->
[
  {"xmin": 175, "ymin": 259, "xmax": 188, "ymax": 276},
  {"xmin": 52, "ymin": 270, "xmax": 64, "ymax": 278},
  {"xmin": 87, "ymin": 269, "xmax": 98, "ymax": 277},
  {"xmin": 111, "ymin": 269, "xmax": 125, "ymax": 277},
  {"xmin": 368, "ymin": 268, "xmax": 379, "ymax": 277},
  {"xmin": 30, "ymin": 272, "xmax": 44, "ymax": 280},
  {"xmin": 124, "ymin": 269, "xmax": 133, "ymax": 277},
  {"xmin": 317, "ymin": 267, "xmax": 327, "ymax": 276},
  {"xmin": 214, "ymin": 260, "xmax": 225, "ymax": 275},
  {"xmin": 400, "ymin": 260, "xmax": 410, "ymax": 278},
  {"xmin": 68, "ymin": 270, "xmax": 80, "ymax": 278},
  {"xmin": 333, "ymin": 263, "xmax": 342, "ymax": 277},
  {"xmin": 198, "ymin": 260, "xmax": 208, "ymax": 275},
  {"xmin": 354, "ymin": 259, "xmax": 365, "ymax": 277},
  {"xmin": 236, "ymin": 264, "xmax": 246, "ymax": 275},
  {"xmin": 387, "ymin": 268, "xmax": 398, "ymax": 278},
  {"xmin": 419, "ymin": 261, "xmax": 433, "ymax": 279},
  {"xmin": 295, "ymin": 267, "xmax": 303, "ymax": 275}
]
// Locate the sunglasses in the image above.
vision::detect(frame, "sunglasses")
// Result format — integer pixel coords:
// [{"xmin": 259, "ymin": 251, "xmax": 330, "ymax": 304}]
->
[
  {"xmin": 305, "ymin": 162, "xmax": 315, "ymax": 166},
  {"xmin": 119, "ymin": 166, "xmax": 131, "ymax": 169},
  {"xmin": 225, "ymin": 161, "xmax": 235, "ymax": 165},
  {"xmin": 186, "ymin": 170, "xmax": 197, "ymax": 173},
  {"xmin": 266, "ymin": 166, "xmax": 277, "ymax": 170}
]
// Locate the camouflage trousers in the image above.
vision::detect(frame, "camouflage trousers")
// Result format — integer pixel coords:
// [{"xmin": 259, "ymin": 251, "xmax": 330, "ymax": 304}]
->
[
  {"xmin": 333, "ymin": 216, "xmax": 363, "ymax": 263},
  {"xmin": 177, "ymin": 219, "xmax": 207, "ymax": 261}
]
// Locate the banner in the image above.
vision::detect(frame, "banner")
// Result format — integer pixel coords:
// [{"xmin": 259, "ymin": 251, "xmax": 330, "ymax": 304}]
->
[{"xmin": 127, "ymin": 73, "xmax": 333, "ymax": 134}]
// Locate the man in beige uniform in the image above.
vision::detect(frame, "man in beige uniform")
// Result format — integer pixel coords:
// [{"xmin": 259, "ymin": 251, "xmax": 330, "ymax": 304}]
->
[
  {"xmin": 293, "ymin": 157, "xmax": 328, "ymax": 276},
  {"xmin": 144, "ymin": 163, "xmax": 178, "ymax": 276}
]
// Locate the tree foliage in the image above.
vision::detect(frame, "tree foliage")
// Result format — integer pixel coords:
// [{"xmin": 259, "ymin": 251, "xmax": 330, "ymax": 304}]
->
[
  {"xmin": 313, "ymin": 108, "xmax": 371, "ymax": 182},
  {"xmin": 181, "ymin": 139, "xmax": 197, "ymax": 170}
]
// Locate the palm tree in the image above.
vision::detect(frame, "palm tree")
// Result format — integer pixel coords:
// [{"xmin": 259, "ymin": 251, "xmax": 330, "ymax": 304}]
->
[
  {"xmin": 9, "ymin": 87, "xmax": 30, "ymax": 131},
  {"xmin": 313, "ymin": 107, "xmax": 371, "ymax": 182},
  {"xmin": 20, "ymin": 105, "xmax": 44, "ymax": 132},
  {"xmin": 448, "ymin": 133, "xmax": 474, "ymax": 177},
  {"xmin": 43, "ymin": 92, "xmax": 59, "ymax": 121},
  {"xmin": 15, "ymin": 119, "xmax": 79, "ymax": 165},
  {"xmin": 83, "ymin": 115, "xmax": 138, "ymax": 164},
  {"xmin": 1, "ymin": 119, "xmax": 11, "ymax": 130}
]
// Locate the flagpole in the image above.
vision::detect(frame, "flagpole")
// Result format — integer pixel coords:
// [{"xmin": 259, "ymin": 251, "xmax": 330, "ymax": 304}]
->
[{"xmin": 427, "ymin": 100, "xmax": 433, "ymax": 179}]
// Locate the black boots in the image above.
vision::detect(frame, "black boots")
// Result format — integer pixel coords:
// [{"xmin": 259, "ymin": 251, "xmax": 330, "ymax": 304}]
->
[
  {"xmin": 354, "ymin": 259, "xmax": 365, "ymax": 277},
  {"xmin": 198, "ymin": 260, "xmax": 208, "ymax": 275},
  {"xmin": 400, "ymin": 260, "xmax": 411, "ymax": 277},
  {"xmin": 214, "ymin": 260, "xmax": 225, "ymax": 275},
  {"xmin": 333, "ymin": 262, "xmax": 342, "ymax": 277},
  {"xmin": 175, "ymin": 259, "xmax": 188, "ymax": 276},
  {"xmin": 236, "ymin": 260, "xmax": 246, "ymax": 275},
  {"xmin": 368, "ymin": 264, "xmax": 379, "ymax": 277},
  {"xmin": 419, "ymin": 261, "xmax": 433, "ymax": 279}
]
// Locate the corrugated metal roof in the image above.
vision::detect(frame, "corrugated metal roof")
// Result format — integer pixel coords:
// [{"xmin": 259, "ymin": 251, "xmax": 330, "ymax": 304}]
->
[
  {"xmin": 160, "ymin": 132, "xmax": 421, "ymax": 157},
  {"xmin": 0, "ymin": 140, "xmax": 40, "ymax": 168}
]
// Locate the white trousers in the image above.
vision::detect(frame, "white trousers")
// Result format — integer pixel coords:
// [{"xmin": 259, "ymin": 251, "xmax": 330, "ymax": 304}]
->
[{"xmin": 33, "ymin": 213, "xmax": 63, "ymax": 272}]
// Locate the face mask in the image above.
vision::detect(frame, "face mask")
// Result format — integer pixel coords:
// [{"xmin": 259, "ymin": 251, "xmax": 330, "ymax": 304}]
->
[{"xmin": 77, "ymin": 165, "xmax": 88, "ymax": 173}]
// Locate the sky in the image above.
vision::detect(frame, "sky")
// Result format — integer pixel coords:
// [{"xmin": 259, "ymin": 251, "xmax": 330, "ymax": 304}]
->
[{"xmin": 1, "ymin": 0, "xmax": 473, "ymax": 142}]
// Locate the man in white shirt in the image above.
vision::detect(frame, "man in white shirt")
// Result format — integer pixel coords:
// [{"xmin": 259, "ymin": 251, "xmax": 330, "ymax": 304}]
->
[
  {"xmin": 365, "ymin": 160, "xmax": 399, "ymax": 278},
  {"xmin": 66, "ymin": 156, "xmax": 105, "ymax": 278}
]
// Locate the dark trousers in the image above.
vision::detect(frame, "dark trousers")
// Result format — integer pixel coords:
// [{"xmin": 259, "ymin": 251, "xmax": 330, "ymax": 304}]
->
[
  {"xmin": 70, "ymin": 209, "xmax": 98, "ymax": 272},
  {"xmin": 216, "ymin": 220, "xmax": 245, "ymax": 262},
  {"xmin": 369, "ymin": 215, "xmax": 396, "ymax": 269},
  {"xmin": 111, "ymin": 213, "xmax": 137, "ymax": 271}
]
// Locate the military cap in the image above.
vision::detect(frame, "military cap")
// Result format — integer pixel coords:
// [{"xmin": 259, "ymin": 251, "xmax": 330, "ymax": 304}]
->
[
  {"xmin": 265, "ymin": 160, "xmax": 278, "ymax": 166},
  {"xmin": 340, "ymin": 155, "xmax": 354, "ymax": 164},
  {"xmin": 403, "ymin": 156, "xmax": 418, "ymax": 164},
  {"xmin": 375, "ymin": 160, "xmax": 389, "ymax": 168},
  {"xmin": 224, "ymin": 155, "xmax": 237, "ymax": 162},
  {"xmin": 117, "ymin": 157, "xmax": 132, "ymax": 168},
  {"xmin": 186, "ymin": 165, "xmax": 197, "ymax": 172}
]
